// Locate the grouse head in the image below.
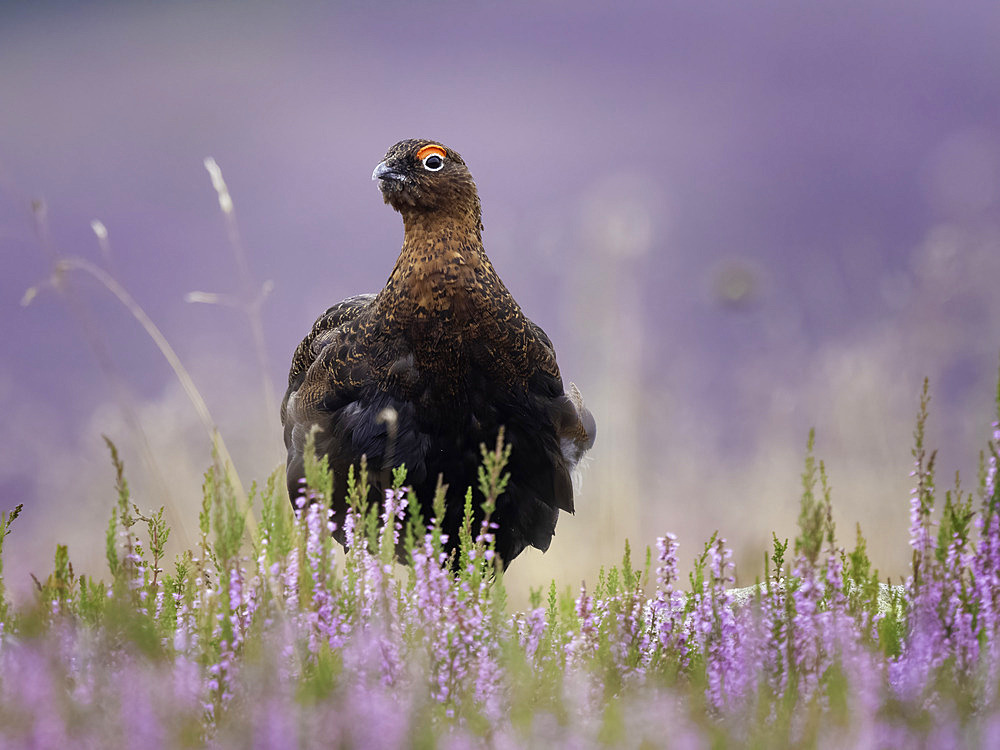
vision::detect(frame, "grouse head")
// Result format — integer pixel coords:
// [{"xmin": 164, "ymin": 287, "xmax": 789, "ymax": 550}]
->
[{"xmin": 372, "ymin": 139, "xmax": 482, "ymax": 227}]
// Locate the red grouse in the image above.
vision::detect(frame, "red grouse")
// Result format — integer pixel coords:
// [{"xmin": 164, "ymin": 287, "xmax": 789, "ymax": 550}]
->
[{"xmin": 281, "ymin": 139, "xmax": 595, "ymax": 568}]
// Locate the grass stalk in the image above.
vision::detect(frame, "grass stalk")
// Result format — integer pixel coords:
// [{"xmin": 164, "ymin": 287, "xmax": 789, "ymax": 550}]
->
[
  {"xmin": 23, "ymin": 202, "xmax": 191, "ymax": 548},
  {"xmin": 26, "ymin": 254, "xmax": 258, "ymax": 544}
]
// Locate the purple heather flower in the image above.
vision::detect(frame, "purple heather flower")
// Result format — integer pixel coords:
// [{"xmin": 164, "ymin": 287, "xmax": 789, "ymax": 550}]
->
[
  {"xmin": 655, "ymin": 534, "xmax": 679, "ymax": 592},
  {"xmin": 291, "ymin": 476, "xmax": 309, "ymax": 512},
  {"xmin": 908, "ymin": 456, "xmax": 937, "ymax": 590},
  {"xmin": 652, "ymin": 534, "xmax": 690, "ymax": 667},
  {"xmin": 761, "ymin": 577, "xmax": 789, "ymax": 699},
  {"xmin": 986, "ymin": 418, "xmax": 999, "ymax": 503},
  {"xmin": 474, "ymin": 637, "xmax": 503, "ymax": 719},
  {"xmin": 614, "ymin": 583, "xmax": 650, "ymax": 679},
  {"xmin": 940, "ymin": 536, "xmax": 979, "ymax": 676},
  {"xmin": 891, "ymin": 571, "xmax": 946, "ymax": 701},
  {"xmin": 379, "ymin": 487, "xmax": 409, "ymax": 556},
  {"xmin": 567, "ymin": 582, "xmax": 598, "ymax": 667},
  {"xmin": 974, "ymin": 509, "xmax": 1000, "ymax": 702},
  {"xmin": 790, "ymin": 555, "xmax": 826, "ymax": 703},
  {"xmin": 688, "ymin": 537, "xmax": 751, "ymax": 713},
  {"xmin": 519, "ymin": 607, "xmax": 547, "ymax": 665},
  {"xmin": 153, "ymin": 587, "xmax": 165, "ymax": 621},
  {"xmin": 342, "ymin": 503, "xmax": 359, "ymax": 550}
]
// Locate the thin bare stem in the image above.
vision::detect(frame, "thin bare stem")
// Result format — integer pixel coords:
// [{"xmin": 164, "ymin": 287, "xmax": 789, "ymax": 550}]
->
[
  {"xmin": 30, "ymin": 255, "xmax": 259, "ymax": 543},
  {"xmin": 90, "ymin": 220, "xmax": 113, "ymax": 267},
  {"xmin": 201, "ymin": 157, "xmax": 280, "ymax": 441},
  {"xmin": 25, "ymin": 203, "xmax": 191, "ymax": 548}
]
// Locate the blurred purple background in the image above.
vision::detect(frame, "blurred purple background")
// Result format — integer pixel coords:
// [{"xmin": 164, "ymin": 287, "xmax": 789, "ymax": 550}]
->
[{"xmin": 2, "ymin": 0, "xmax": 999, "ymax": 599}]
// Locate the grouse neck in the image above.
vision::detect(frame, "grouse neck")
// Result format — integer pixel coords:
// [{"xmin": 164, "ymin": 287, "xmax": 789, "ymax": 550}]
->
[
  {"xmin": 395, "ymin": 206, "xmax": 489, "ymax": 273},
  {"xmin": 400, "ymin": 206, "xmax": 483, "ymax": 247},
  {"xmin": 376, "ymin": 207, "xmax": 496, "ymax": 322}
]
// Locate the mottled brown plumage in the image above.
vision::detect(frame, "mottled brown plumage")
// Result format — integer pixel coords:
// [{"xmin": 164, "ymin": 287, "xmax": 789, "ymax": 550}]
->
[{"xmin": 282, "ymin": 139, "xmax": 595, "ymax": 568}]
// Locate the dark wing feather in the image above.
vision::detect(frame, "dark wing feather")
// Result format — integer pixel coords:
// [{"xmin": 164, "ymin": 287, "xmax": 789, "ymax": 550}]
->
[
  {"xmin": 282, "ymin": 294, "xmax": 376, "ymax": 417},
  {"xmin": 281, "ymin": 294, "xmax": 377, "ymax": 508},
  {"xmin": 472, "ymin": 317, "xmax": 595, "ymax": 563}
]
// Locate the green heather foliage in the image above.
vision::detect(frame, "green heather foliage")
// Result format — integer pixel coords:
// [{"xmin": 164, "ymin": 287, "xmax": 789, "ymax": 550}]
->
[{"xmin": 0, "ymin": 376, "xmax": 1000, "ymax": 748}]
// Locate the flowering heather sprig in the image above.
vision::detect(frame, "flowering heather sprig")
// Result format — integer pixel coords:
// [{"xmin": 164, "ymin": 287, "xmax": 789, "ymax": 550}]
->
[
  {"xmin": 909, "ymin": 380, "xmax": 937, "ymax": 590},
  {"xmin": 342, "ymin": 499, "xmax": 358, "ymax": 550},
  {"xmin": 473, "ymin": 637, "xmax": 504, "ymax": 722},
  {"xmin": 566, "ymin": 583, "xmax": 599, "ymax": 668},
  {"xmin": 689, "ymin": 536, "xmax": 749, "ymax": 712},
  {"xmin": 473, "ymin": 516, "xmax": 499, "ymax": 570},
  {"xmin": 978, "ymin": 413, "xmax": 1000, "ymax": 690},
  {"xmin": 890, "ymin": 566, "xmax": 946, "ymax": 702},
  {"xmin": 943, "ymin": 535, "xmax": 979, "ymax": 676},
  {"xmin": 761, "ymin": 576, "xmax": 790, "ymax": 699},
  {"xmin": 652, "ymin": 533, "xmax": 689, "ymax": 667},
  {"xmin": 301, "ymin": 500, "xmax": 344, "ymax": 652},
  {"xmin": 518, "ymin": 606, "xmax": 548, "ymax": 666},
  {"xmin": 367, "ymin": 489, "xmax": 411, "ymax": 685},
  {"xmin": 987, "ymin": 421, "xmax": 999, "ymax": 507},
  {"xmin": 281, "ymin": 546, "xmax": 300, "ymax": 614},
  {"xmin": 379, "ymin": 486, "xmax": 408, "ymax": 561},
  {"xmin": 974, "ymin": 507, "xmax": 1000, "ymax": 703},
  {"xmin": 225, "ymin": 563, "xmax": 258, "ymax": 652},
  {"xmin": 410, "ymin": 529, "xmax": 463, "ymax": 705},
  {"xmin": 655, "ymin": 534, "xmax": 679, "ymax": 594},
  {"xmin": 615, "ymin": 578, "xmax": 650, "ymax": 679},
  {"xmin": 789, "ymin": 555, "xmax": 825, "ymax": 705},
  {"xmin": 908, "ymin": 478, "xmax": 936, "ymax": 580}
]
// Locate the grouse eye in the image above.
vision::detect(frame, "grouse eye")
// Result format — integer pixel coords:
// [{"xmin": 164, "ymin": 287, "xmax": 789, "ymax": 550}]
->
[{"xmin": 417, "ymin": 144, "xmax": 447, "ymax": 172}]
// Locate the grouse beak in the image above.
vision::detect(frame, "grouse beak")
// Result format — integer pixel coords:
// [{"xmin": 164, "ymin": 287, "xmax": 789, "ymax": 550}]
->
[{"xmin": 372, "ymin": 161, "xmax": 405, "ymax": 183}]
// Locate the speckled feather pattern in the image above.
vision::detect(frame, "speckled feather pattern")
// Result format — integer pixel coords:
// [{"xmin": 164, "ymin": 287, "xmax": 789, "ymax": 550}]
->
[{"xmin": 281, "ymin": 139, "xmax": 595, "ymax": 568}]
